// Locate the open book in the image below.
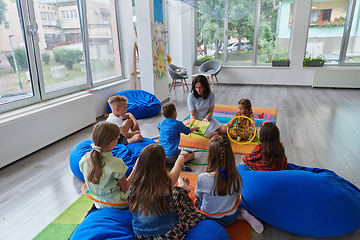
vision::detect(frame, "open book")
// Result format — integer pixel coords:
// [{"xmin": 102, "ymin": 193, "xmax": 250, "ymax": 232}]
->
[{"xmin": 187, "ymin": 119, "xmax": 210, "ymax": 136}]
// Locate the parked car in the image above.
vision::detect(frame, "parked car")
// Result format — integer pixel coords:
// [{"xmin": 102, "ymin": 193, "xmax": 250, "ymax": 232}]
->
[
  {"xmin": 319, "ymin": 54, "xmax": 339, "ymax": 64},
  {"xmin": 227, "ymin": 42, "xmax": 252, "ymax": 52}
]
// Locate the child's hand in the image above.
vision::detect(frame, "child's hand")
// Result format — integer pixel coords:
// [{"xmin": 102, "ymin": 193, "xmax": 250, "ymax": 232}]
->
[
  {"xmin": 194, "ymin": 127, "xmax": 200, "ymax": 131},
  {"xmin": 202, "ymin": 118, "xmax": 209, "ymax": 122},
  {"xmin": 180, "ymin": 149, "xmax": 189, "ymax": 161}
]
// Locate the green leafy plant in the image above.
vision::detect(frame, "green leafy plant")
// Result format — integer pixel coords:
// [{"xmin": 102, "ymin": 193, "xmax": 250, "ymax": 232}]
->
[
  {"xmin": 52, "ymin": 48, "xmax": 83, "ymax": 69},
  {"xmin": 273, "ymin": 58, "xmax": 289, "ymax": 61},
  {"xmin": 199, "ymin": 55, "xmax": 214, "ymax": 62},
  {"xmin": 258, "ymin": 39, "xmax": 289, "ymax": 63},
  {"xmin": 73, "ymin": 49, "xmax": 84, "ymax": 63},
  {"xmin": 303, "ymin": 56, "xmax": 327, "ymax": 67},
  {"xmin": 42, "ymin": 53, "xmax": 50, "ymax": 64},
  {"xmin": 6, "ymin": 48, "xmax": 28, "ymax": 71},
  {"xmin": 53, "ymin": 48, "xmax": 63, "ymax": 63}
]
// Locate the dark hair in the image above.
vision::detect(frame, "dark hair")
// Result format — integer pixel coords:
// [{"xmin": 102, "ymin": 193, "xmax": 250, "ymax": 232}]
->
[
  {"xmin": 88, "ymin": 121, "xmax": 120, "ymax": 184},
  {"xmin": 238, "ymin": 99, "xmax": 253, "ymax": 116},
  {"xmin": 162, "ymin": 103, "xmax": 176, "ymax": 118},
  {"xmin": 128, "ymin": 144, "xmax": 173, "ymax": 216},
  {"xmin": 259, "ymin": 122, "xmax": 285, "ymax": 165},
  {"xmin": 191, "ymin": 75, "xmax": 210, "ymax": 99},
  {"xmin": 206, "ymin": 135, "xmax": 242, "ymax": 196}
]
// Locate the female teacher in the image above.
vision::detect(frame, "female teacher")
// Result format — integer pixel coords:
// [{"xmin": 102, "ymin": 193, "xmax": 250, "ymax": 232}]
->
[{"xmin": 187, "ymin": 75, "xmax": 227, "ymax": 138}]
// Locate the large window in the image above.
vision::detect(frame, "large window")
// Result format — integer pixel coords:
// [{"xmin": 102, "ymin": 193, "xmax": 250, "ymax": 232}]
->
[
  {"xmin": 306, "ymin": 0, "xmax": 360, "ymax": 65},
  {"xmin": 86, "ymin": 0, "xmax": 122, "ymax": 84},
  {"xmin": 345, "ymin": 0, "xmax": 360, "ymax": 63},
  {"xmin": 0, "ymin": 0, "xmax": 124, "ymax": 113},
  {"xmin": 196, "ymin": 0, "xmax": 294, "ymax": 65}
]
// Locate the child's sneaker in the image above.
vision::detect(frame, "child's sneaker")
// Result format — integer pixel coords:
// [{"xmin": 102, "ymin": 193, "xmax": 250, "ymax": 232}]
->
[{"xmin": 182, "ymin": 165, "xmax": 192, "ymax": 172}]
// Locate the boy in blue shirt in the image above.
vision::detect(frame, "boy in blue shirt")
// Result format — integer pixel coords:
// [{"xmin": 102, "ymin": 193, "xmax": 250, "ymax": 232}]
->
[{"xmin": 158, "ymin": 103, "xmax": 199, "ymax": 172}]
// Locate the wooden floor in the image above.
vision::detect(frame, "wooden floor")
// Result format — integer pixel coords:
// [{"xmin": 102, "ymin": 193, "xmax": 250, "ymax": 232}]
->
[{"xmin": 1, "ymin": 84, "xmax": 360, "ymax": 240}]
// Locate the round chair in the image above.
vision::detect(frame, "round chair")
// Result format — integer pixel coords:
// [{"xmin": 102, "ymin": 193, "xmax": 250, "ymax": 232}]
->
[
  {"xmin": 107, "ymin": 89, "xmax": 161, "ymax": 119},
  {"xmin": 237, "ymin": 163, "xmax": 360, "ymax": 237}
]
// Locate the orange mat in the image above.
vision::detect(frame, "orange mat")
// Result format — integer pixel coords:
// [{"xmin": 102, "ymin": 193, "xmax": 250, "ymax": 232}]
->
[
  {"xmin": 180, "ymin": 172, "xmax": 252, "ymax": 240},
  {"xmin": 180, "ymin": 105, "xmax": 277, "ymax": 155}
]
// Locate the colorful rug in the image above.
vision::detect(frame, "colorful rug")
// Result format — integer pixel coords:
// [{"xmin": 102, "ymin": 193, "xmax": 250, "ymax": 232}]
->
[
  {"xmin": 34, "ymin": 173, "xmax": 252, "ymax": 240},
  {"xmin": 179, "ymin": 105, "xmax": 277, "ymax": 155}
]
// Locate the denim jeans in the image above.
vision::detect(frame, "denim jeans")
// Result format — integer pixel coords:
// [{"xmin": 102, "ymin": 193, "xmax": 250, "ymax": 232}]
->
[
  {"xmin": 165, "ymin": 149, "xmax": 193, "ymax": 164},
  {"xmin": 132, "ymin": 194, "xmax": 179, "ymax": 236}
]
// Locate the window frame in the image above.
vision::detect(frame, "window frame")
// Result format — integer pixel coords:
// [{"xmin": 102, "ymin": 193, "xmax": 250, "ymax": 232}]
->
[
  {"xmin": 0, "ymin": 0, "xmax": 125, "ymax": 114},
  {"xmin": 306, "ymin": 0, "xmax": 360, "ymax": 66}
]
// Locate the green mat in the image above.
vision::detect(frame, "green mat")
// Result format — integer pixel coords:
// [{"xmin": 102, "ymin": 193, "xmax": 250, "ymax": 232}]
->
[{"xmin": 33, "ymin": 195, "xmax": 93, "ymax": 240}]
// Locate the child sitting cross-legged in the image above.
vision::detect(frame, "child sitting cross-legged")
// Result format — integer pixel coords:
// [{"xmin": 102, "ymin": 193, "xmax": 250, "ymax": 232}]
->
[
  {"xmin": 195, "ymin": 135, "xmax": 264, "ymax": 234},
  {"xmin": 242, "ymin": 122, "xmax": 287, "ymax": 171},
  {"xmin": 79, "ymin": 121, "xmax": 138, "ymax": 211},
  {"xmin": 107, "ymin": 96, "xmax": 143, "ymax": 145},
  {"xmin": 129, "ymin": 144, "xmax": 206, "ymax": 240},
  {"xmin": 158, "ymin": 103, "xmax": 200, "ymax": 172},
  {"xmin": 228, "ymin": 98, "xmax": 257, "ymax": 142}
]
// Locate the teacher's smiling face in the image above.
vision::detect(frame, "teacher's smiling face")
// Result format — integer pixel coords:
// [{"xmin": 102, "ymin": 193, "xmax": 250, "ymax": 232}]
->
[{"xmin": 195, "ymin": 82, "xmax": 204, "ymax": 97}]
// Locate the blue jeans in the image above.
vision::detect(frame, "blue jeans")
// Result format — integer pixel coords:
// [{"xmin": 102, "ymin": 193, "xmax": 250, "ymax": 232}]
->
[
  {"xmin": 165, "ymin": 149, "xmax": 193, "ymax": 164},
  {"xmin": 197, "ymin": 198, "xmax": 241, "ymax": 227}
]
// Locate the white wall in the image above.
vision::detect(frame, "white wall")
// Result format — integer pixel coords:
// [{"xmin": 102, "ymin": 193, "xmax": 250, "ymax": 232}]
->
[
  {"xmin": 92, "ymin": 80, "xmax": 132, "ymax": 117},
  {"xmin": 167, "ymin": 0, "xmax": 195, "ymax": 85}
]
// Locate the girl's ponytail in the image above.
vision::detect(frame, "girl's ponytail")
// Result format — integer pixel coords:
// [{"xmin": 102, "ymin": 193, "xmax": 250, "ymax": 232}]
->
[
  {"xmin": 87, "ymin": 121, "xmax": 120, "ymax": 184},
  {"xmin": 88, "ymin": 149, "xmax": 104, "ymax": 184}
]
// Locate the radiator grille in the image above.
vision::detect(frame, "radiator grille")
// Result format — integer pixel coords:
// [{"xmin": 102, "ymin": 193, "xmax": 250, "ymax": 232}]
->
[{"xmin": 0, "ymin": 94, "xmax": 96, "ymax": 168}]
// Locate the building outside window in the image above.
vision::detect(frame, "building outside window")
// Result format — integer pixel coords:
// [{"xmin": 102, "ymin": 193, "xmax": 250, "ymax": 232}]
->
[
  {"xmin": 0, "ymin": 0, "xmax": 124, "ymax": 114},
  {"xmin": 196, "ymin": 0, "xmax": 294, "ymax": 65}
]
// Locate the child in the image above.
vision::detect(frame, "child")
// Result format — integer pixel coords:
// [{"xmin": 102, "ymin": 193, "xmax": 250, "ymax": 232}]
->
[
  {"xmin": 129, "ymin": 144, "xmax": 205, "ymax": 240},
  {"xmin": 227, "ymin": 99, "xmax": 257, "ymax": 141},
  {"xmin": 107, "ymin": 96, "xmax": 143, "ymax": 145},
  {"xmin": 242, "ymin": 122, "xmax": 287, "ymax": 171},
  {"xmin": 158, "ymin": 103, "xmax": 200, "ymax": 172},
  {"xmin": 195, "ymin": 135, "xmax": 264, "ymax": 234},
  {"xmin": 79, "ymin": 121, "xmax": 137, "ymax": 210}
]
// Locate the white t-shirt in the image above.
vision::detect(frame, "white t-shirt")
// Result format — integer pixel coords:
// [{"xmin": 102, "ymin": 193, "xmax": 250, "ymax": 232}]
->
[
  {"xmin": 106, "ymin": 113, "xmax": 124, "ymax": 128},
  {"xmin": 195, "ymin": 172, "xmax": 241, "ymax": 218}
]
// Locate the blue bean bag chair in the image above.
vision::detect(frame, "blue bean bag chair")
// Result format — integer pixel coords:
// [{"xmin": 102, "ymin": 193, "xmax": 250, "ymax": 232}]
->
[
  {"xmin": 70, "ymin": 138, "xmax": 156, "ymax": 181},
  {"xmin": 107, "ymin": 90, "xmax": 161, "ymax": 119},
  {"xmin": 70, "ymin": 208, "xmax": 229, "ymax": 240},
  {"xmin": 237, "ymin": 163, "xmax": 360, "ymax": 237}
]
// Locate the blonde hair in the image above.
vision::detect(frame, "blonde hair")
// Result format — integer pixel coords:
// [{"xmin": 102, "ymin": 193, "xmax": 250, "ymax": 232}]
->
[
  {"xmin": 88, "ymin": 121, "xmax": 120, "ymax": 184},
  {"xmin": 108, "ymin": 96, "xmax": 128, "ymax": 111}
]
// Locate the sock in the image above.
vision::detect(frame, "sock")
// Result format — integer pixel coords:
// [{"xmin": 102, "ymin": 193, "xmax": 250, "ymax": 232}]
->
[{"xmin": 241, "ymin": 210, "xmax": 264, "ymax": 234}]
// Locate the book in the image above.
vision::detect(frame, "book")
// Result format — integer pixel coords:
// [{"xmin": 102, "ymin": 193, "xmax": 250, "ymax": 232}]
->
[{"xmin": 187, "ymin": 119, "xmax": 210, "ymax": 136}]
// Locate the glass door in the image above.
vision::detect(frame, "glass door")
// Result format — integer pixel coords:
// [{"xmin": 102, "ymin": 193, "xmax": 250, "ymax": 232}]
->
[{"xmin": 0, "ymin": 0, "xmax": 40, "ymax": 112}]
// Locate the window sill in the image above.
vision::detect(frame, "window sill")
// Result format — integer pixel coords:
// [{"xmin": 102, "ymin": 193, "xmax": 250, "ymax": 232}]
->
[
  {"xmin": 86, "ymin": 78, "xmax": 131, "ymax": 93},
  {"xmin": 0, "ymin": 79, "xmax": 130, "ymax": 122}
]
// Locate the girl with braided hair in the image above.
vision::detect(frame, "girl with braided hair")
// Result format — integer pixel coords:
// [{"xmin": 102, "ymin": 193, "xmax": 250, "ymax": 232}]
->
[{"xmin": 195, "ymin": 135, "xmax": 264, "ymax": 234}]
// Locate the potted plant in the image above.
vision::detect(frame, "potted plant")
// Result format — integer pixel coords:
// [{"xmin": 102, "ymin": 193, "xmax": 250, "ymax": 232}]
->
[
  {"xmin": 194, "ymin": 55, "xmax": 214, "ymax": 66},
  {"xmin": 272, "ymin": 58, "xmax": 290, "ymax": 67},
  {"xmin": 303, "ymin": 56, "xmax": 327, "ymax": 67}
]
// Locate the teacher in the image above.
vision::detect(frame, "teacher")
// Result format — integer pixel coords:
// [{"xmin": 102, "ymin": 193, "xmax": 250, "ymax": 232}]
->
[{"xmin": 187, "ymin": 75, "xmax": 227, "ymax": 138}]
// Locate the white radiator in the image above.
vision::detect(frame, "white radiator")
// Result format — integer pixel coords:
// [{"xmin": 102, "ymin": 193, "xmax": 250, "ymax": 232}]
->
[{"xmin": 0, "ymin": 93, "xmax": 96, "ymax": 168}]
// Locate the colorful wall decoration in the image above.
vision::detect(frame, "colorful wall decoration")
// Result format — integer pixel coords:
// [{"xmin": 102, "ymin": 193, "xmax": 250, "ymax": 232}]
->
[{"xmin": 151, "ymin": 0, "xmax": 167, "ymax": 81}]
